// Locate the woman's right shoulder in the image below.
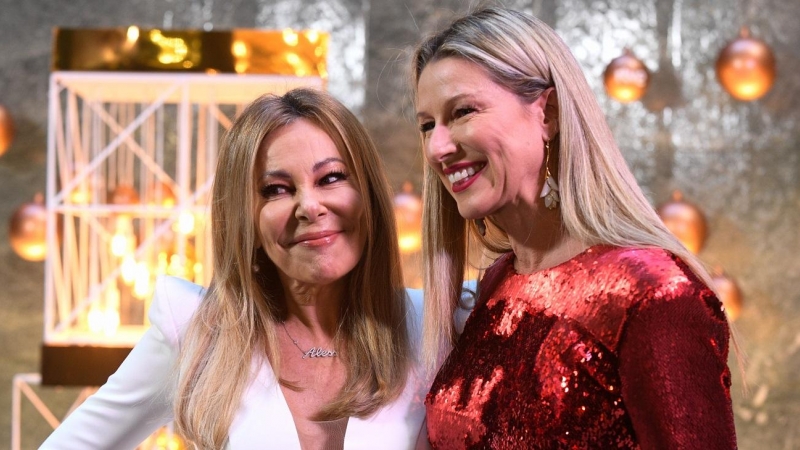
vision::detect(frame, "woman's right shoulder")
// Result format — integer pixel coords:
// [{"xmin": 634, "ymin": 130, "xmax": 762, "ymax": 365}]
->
[{"xmin": 149, "ymin": 275, "xmax": 206, "ymax": 347}]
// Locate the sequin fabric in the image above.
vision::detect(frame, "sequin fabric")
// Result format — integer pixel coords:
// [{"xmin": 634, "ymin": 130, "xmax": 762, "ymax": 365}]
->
[{"xmin": 425, "ymin": 245, "xmax": 737, "ymax": 449}]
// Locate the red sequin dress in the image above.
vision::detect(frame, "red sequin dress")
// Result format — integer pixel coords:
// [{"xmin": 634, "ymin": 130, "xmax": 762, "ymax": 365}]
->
[{"xmin": 425, "ymin": 245, "xmax": 737, "ymax": 449}]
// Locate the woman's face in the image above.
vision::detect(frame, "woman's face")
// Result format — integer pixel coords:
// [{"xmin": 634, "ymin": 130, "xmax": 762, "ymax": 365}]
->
[
  {"xmin": 254, "ymin": 119, "xmax": 366, "ymax": 287},
  {"xmin": 416, "ymin": 57, "xmax": 555, "ymax": 220}
]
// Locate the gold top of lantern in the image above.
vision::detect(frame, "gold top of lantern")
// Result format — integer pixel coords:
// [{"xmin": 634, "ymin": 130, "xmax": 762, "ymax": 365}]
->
[{"xmin": 52, "ymin": 27, "xmax": 328, "ymax": 77}]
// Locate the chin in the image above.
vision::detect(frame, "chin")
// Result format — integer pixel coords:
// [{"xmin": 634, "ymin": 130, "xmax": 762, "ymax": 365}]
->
[{"xmin": 455, "ymin": 201, "xmax": 494, "ymax": 222}]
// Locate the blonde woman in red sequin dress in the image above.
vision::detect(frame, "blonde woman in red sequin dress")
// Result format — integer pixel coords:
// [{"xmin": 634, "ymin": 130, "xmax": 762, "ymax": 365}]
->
[{"xmin": 412, "ymin": 7, "xmax": 738, "ymax": 449}]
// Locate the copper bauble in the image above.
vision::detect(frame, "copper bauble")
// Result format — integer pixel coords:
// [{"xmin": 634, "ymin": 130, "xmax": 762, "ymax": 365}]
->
[
  {"xmin": 152, "ymin": 181, "xmax": 177, "ymax": 207},
  {"xmin": 712, "ymin": 269, "xmax": 743, "ymax": 321},
  {"xmin": 393, "ymin": 181, "xmax": 423, "ymax": 254},
  {"xmin": 603, "ymin": 49, "xmax": 650, "ymax": 103},
  {"xmin": 716, "ymin": 27, "xmax": 776, "ymax": 101},
  {"xmin": 110, "ymin": 184, "xmax": 140, "ymax": 205},
  {"xmin": 9, "ymin": 193, "xmax": 48, "ymax": 261},
  {"xmin": 656, "ymin": 191, "xmax": 708, "ymax": 255},
  {"xmin": 0, "ymin": 104, "xmax": 15, "ymax": 157}
]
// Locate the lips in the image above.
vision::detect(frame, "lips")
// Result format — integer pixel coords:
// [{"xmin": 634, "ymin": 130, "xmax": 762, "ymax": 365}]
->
[
  {"xmin": 291, "ymin": 230, "xmax": 340, "ymax": 247},
  {"xmin": 443, "ymin": 162, "xmax": 486, "ymax": 193}
]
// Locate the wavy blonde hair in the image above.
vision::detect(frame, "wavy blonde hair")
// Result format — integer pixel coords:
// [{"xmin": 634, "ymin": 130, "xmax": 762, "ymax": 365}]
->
[
  {"xmin": 412, "ymin": 7, "xmax": 735, "ymax": 371},
  {"xmin": 174, "ymin": 89, "xmax": 409, "ymax": 448}
]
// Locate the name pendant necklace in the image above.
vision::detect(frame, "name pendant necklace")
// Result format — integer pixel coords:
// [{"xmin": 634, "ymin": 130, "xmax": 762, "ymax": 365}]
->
[{"xmin": 281, "ymin": 321, "xmax": 337, "ymax": 359}]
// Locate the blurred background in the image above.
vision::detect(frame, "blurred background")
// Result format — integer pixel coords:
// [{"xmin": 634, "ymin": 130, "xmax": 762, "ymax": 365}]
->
[{"xmin": 0, "ymin": 0, "xmax": 798, "ymax": 448}]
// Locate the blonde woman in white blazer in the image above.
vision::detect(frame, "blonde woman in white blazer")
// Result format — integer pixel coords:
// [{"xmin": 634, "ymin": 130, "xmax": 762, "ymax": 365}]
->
[{"xmin": 41, "ymin": 89, "xmax": 459, "ymax": 449}]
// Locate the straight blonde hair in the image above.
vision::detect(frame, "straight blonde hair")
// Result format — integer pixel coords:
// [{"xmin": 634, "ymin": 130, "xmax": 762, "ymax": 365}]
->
[
  {"xmin": 174, "ymin": 89, "xmax": 409, "ymax": 448},
  {"xmin": 412, "ymin": 7, "xmax": 738, "ymax": 372}
]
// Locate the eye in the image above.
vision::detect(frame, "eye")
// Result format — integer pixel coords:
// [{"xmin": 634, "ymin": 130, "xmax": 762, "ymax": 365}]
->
[
  {"xmin": 453, "ymin": 106, "xmax": 476, "ymax": 119},
  {"xmin": 419, "ymin": 121, "xmax": 435, "ymax": 134},
  {"xmin": 319, "ymin": 170, "xmax": 348, "ymax": 186},
  {"xmin": 259, "ymin": 183, "xmax": 291, "ymax": 199}
]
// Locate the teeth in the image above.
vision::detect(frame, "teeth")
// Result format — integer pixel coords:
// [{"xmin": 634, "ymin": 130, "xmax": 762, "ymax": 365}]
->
[{"xmin": 447, "ymin": 164, "xmax": 483, "ymax": 184}]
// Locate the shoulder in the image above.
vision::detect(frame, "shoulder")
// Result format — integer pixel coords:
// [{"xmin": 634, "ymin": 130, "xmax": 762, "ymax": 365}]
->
[
  {"xmin": 595, "ymin": 246, "xmax": 728, "ymax": 327},
  {"xmin": 590, "ymin": 246, "xmax": 713, "ymax": 301},
  {"xmin": 149, "ymin": 275, "xmax": 206, "ymax": 347}
]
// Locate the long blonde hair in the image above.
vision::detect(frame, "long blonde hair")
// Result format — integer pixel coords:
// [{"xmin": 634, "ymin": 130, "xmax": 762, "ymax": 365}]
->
[
  {"xmin": 174, "ymin": 89, "xmax": 409, "ymax": 448},
  {"xmin": 413, "ymin": 7, "xmax": 730, "ymax": 371}
]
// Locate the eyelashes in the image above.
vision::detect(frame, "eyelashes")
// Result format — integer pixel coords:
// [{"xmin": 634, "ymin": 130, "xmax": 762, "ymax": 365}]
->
[
  {"xmin": 258, "ymin": 170, "xmax": 350, "ymax": 199},
  {"xmin": 418, "ymin": 105, "xmax": 478, "ymax": 135}
]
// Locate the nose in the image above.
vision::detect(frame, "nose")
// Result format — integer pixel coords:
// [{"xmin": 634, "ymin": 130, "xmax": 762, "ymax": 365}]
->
[
  {"xmin": 295, "ymin": 189, "xmax": 327, "ymax": 222},
  {"xmin": 426, "ymin": 124, "xmax": 457, "ymax": 164}
]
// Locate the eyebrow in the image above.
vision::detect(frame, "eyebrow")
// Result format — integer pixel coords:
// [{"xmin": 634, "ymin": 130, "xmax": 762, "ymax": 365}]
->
[
  {"xmin": 260, "ymin": 157, "xmax": 346, "ymax": 179},
  {"xmin": 415, "ymin": 92, "xmax": 473, "ymax": 120}
]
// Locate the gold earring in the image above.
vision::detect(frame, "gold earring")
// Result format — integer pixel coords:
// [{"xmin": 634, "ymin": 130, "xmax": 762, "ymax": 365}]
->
[{"xmin": 540, "ymin": 140, "xmax": 560, "ymax": 210}]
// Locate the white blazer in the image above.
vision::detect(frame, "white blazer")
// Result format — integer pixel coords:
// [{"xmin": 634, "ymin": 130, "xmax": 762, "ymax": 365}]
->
[{"xmin": 40, "ymin": 276, "xmax": 433, "ymax": 449}]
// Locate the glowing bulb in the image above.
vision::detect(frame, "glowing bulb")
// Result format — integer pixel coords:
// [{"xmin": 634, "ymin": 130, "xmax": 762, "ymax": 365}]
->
[
  {"xmin": 305, "ymin": 30, "xmax": 319, "ymax": 44},
  {"xmin": 87, "ymin": 306, "xmax": 104, "ymax": 334},
  {"xmin": 156, "ymin": 251, "xmax": 169, "ymax": 275},
  {"xmin": 103, "ymin": 310, "xmax": 120, "ymax": 336},
  {"xmin": 111, "ymin": 232, "xmax": 130, "ymax": 257},
  {"xmin": 126, "ymin": 26, "xmax": 140, "ymax": 44},
  {"xmin": 103, "ymin": 288, "xmax": 120, "ymax": 336},
  {"xmin": 111, "ymin": 216, "xmax": 135, "ymax": 257},
  {"xmin": 282, "ymin": 29, "xmax": 299, "ymax": 46},
  {"xmin": 133, "ymin": 262, "xmax": 151, "ymax": 299},
  {"xmin": 168, "ymin": 254, "xmax": 185, "ymax": 278},
  {"xmin": 121, "ymin": 255, "xmax": 137, "ymax": 285},
  {"xmin": 175, "ymin": 212, "xmax": 195, "ymax": 235},
  {"xmin": 232, "ymin": 40, "xmax": 248, "ymax": 57}
]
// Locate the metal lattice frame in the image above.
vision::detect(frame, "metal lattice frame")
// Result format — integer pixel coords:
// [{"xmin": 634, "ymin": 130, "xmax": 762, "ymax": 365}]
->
[{"xmin": 43, "ymin": 71, "xmax": 323, "ymax": 347}]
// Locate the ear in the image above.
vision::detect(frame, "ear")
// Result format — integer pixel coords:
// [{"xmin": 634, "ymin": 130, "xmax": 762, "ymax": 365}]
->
[{"xmin": 539, "ymin": 87, "xmax": 559, "ymax": 140}]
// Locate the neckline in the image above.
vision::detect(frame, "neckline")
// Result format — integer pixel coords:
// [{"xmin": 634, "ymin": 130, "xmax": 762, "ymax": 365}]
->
[{"xmin": 506, "ymin": 244, "xmax": 612, "ymax": 276}]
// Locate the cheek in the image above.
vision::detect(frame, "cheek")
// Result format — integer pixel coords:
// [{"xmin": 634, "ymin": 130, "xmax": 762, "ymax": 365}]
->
[{"xmin": 257, "ymin": 204, "xmax": 290, "ymax": 245}]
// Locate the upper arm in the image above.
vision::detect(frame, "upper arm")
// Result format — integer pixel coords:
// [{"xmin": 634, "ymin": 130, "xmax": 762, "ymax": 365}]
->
[
  {"xmin": 618, "ymin": 291, "xmax": 737, "ymax": 449},
  {"xmin": 40, "ymin": 277, "xmax": 203, "ymax": 449}
]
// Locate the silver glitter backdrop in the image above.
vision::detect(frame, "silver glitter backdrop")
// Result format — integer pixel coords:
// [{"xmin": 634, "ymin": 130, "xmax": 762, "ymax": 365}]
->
[{"xmin": 0, "ymin": 0, "xmax": 798, "ymax": 447}]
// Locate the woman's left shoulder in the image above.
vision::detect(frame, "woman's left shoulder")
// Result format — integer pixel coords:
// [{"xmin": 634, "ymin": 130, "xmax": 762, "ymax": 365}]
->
[
  {"xmin": 597, "ymin": 246, "xmax": 702, "ymax": 288},
  {"xmin": 602, "ymin": 247, "xmax": 726, "ymax": 321}
]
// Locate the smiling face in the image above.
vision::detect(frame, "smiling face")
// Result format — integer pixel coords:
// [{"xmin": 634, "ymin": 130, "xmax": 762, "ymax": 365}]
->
[
  {"xmin": 254, "ymin": 118, "xmax": 366, "ymax": 288},
  {"xmin": 416, "ymin": 57, "xmax": 556, "ymax": 221}
]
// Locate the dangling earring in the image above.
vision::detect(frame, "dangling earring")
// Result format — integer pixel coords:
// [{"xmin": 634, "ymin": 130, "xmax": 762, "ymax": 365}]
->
[
  {"xmin": 475, "ymin": 218, "xmax": 486, "ymax": 236},
  {"xmin": 540, "ymin": 140, "xmax": 560, "ymax": 210}
]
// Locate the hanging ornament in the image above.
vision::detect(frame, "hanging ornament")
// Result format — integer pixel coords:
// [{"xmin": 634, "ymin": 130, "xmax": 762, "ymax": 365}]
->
[
  {"xmin": 712, "ymin": 268, "xmax": 743, "ymax": 321},
  {"xmin": 393, "ymin": 181, "xmax": 423, "ymax": 254},
  {"xmin": 9, "ymin": 193, "xmax": 48, "ymax": 261},
  {"xmin": 656, "ymin": 190, "xmax": 708, "ymax": 255},
  {"xmin": 0, "ymin": 104, "xmax": 15, "ymax": 157},
  {"xmin": 110, "ymin": 184, "xmax": 140, "ymax": 205},
  {"xmin": 715, "ymin": 26, "xmax": 776, "ymax": 101},
  {"xmin": 151, "ymin": 181, "xmax": 177, "ymax": 207},
  {"xmin": 603, "ymin": 49, "xmax": 650, "ymax": 103}
]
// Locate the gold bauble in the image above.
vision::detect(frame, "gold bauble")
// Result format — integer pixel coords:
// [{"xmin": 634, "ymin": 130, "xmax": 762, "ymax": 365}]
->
[
  {"xmin": 9, "ymin": 193, "xmax": 48, "ymax": 261},
  {"xmin": 716, "ymin": 27, "xmax": 776, "ymax": 101},
  {"xmin": 656, "ymin": 191, "xmax": 708, "ymax": 255},
  {"xmin": 712, "ymin": 269, "xmax": 743, "ymax": 321},
  {"xmin": 603, "ymin": 49, "xmax": 650, "ymax": 103},
  {"xmin": 0, "ymin": 104, "xmax": 15, "ymax": 157},
  {"xmin": 393, "ymin": 181, "xmax": 423, "ymax": 254}
]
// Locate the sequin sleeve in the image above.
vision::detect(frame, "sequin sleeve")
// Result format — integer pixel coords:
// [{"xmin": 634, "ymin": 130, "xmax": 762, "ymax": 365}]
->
[{"xmin": 617, "ymin": 283, "xmax": 737, "ymax": 449}]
